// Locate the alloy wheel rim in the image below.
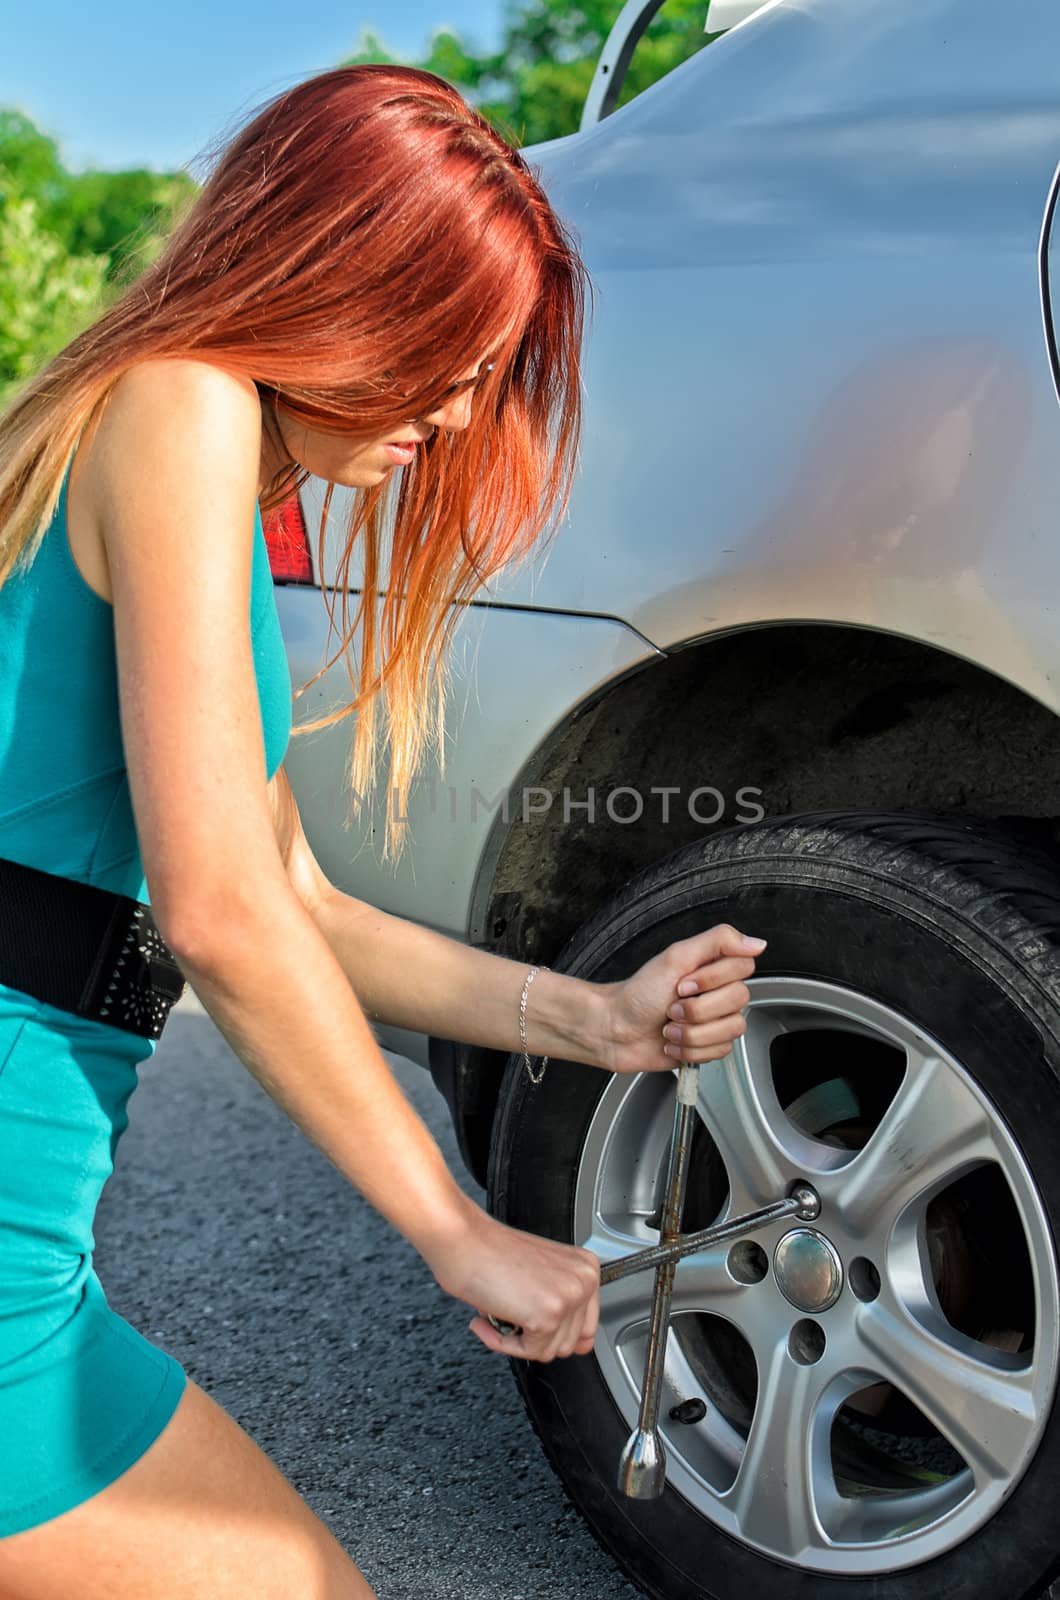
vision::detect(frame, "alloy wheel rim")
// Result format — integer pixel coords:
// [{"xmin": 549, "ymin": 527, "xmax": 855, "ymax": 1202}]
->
[{"xmin": 574, "ymin": 976, "xmax": 1059, "ymax": 1574}]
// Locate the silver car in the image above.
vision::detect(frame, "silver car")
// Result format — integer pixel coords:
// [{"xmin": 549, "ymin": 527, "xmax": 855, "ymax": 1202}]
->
[{"xmin": 269, "ymin": 1, "xmax": 1060, "ymax": 1595}]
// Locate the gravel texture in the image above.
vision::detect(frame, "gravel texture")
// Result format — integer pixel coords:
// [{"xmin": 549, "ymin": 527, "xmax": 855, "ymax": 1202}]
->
[{"xmin": 94, "ymin": 989, "xmax": 644, "ymax": 1600}]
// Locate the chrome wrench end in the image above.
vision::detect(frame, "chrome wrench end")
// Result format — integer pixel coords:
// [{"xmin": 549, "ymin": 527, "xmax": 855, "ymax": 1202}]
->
[{"xmin": 617, "ymin": 1059, "xmax": 701, "ymax": 1499}]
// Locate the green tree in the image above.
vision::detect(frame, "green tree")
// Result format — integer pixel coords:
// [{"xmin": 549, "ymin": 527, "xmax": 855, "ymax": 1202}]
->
[
  {"xmin": 0, "ymin": 110, "xmax": 197, "ymax": 282},
  {"xmin": 61, "ymin": 166, "xmax": 197, "ymax": 283},
  {"xmin": 343, "ymin": 0, "xmax": 724, "ymax": 146},
  {"xmin": 0, "ymin": 172, "xmax": 108, "ymax": 407},
  {"xmin": 0, "ymin": 112, "xmax": 69, "ymax": 231},
  {"xmin": 0, "ymin": 112, "xmax": 199, "ymax": 403}
]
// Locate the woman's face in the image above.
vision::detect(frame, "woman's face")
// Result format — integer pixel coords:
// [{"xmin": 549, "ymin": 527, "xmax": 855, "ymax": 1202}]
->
[{"xmin": 261, "ymin": 353, "xmax": 495, "ymax": 491}]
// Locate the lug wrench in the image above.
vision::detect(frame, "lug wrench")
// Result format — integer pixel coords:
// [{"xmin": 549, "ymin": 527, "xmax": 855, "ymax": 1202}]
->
[
  {"xmin": 486, "ymin": 1060, "xmax": 820, "ymax": 1500},
  {"xmin": 616, "ymin": 1058, "xmax": 702, "ymax": 1497},
  {"xmin": 599, "ymin": 1189, "xmax": 813, "ymax": 1287},
  {"xmin": 485, "ymin": 1193, "xmax": 808, "ymax": 1325},
  {"xmin": 612, "ymin": 1062, "xmax": 816, "ymax": 1498}
]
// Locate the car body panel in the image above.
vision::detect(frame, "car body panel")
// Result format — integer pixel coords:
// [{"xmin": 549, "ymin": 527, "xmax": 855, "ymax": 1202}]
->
[
  {"xmin": 277, "ymin": 0, "xmax": 1060, "ymax": 1073},
  {"xmin": 302, "ymin": 0, "xmax": 1060, "ymax": 714},
  {"xmin": 276, "ymin": 583, "xmax": 661, "ymax": 1063},
  {"xmin": 519, "ymin": 0, "xmax": 1060, "ymax": 708},
  {"xmin": 705, "ymin": 0, "xmax": 778, "ymax": 30}
]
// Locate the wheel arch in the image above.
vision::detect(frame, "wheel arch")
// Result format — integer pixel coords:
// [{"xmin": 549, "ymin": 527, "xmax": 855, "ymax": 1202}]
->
[{"xmin": 433, "ymin": 621, "xmax": 1060, "ymax": 1187}]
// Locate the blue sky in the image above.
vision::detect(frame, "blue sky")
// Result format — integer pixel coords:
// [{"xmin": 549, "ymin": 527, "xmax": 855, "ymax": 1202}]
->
[{"xmin": 1, "ymin": 0, "xmax": 504, "ymax": 173}]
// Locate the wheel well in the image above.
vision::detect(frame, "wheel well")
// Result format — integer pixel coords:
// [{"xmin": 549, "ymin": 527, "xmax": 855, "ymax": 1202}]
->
[{"xmin": 445, "ymin": 623, "xmax": 1060, "ymax": 1186}]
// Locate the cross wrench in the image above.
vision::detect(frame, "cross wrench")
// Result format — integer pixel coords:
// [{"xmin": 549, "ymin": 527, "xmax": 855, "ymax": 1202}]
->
[
  {"xmin": 486, "ymin": 1191, "xmax": 810, "ymax": 1326},
  {"xmin": 600, "ymin": 1188, "xmax": 816, "ymax": 1287},
  {"xmin": 486, "ymin": 1060, "xmax": 820, "ymax": 1501},
  {"xmin": 616, "ymin": 1059, "xmax": 702, "ymax": 1496},
  {"xmin": 614, "ymin": 1066, "xmax": 818, "ymax": 1498}
]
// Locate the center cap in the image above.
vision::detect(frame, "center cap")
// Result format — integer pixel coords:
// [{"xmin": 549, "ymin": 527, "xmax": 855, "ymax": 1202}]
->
[{"xmin": 773, "ymin": 1229, "xmax": 843, "ymax": 1313}]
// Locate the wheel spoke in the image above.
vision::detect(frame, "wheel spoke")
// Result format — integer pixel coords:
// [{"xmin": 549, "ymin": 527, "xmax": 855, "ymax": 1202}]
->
[
  {"xmin": 596, "ymin": 1277, "xmax": 652, "ymax": 1347},
  {"xmin": 698, "ymin": 1010, "xmax": 845, "ymax": 1211},
  {"xmin": 581, "ymin": 1213, "xmax": 658, "ymax": 1272},
  {"xmin": 722, "ymin": 1332, "xmax": 840, "ymax": 1558},
  {"xmin": 589, "ymin": 1217, "xmax": 750, "ymax": 1342},
  {"xmin": 583, "ymin": 1217, "xmax": 665, "ymax": 1345},
  {"xmin": 669, "ymin": 1245, "xmax": 745, "ymax": 1313},
  {"xmin": 854, "ymin": 1298, "xmax": 1037, "ymax": 1487},
  {"xmin": 840, "ymin": 1049, "xmax": 997, "ymax": 1236}
]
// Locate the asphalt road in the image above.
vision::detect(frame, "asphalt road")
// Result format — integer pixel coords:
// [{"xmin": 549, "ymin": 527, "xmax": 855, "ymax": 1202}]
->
[{"xmin": 94, "ymin": 987, "xmax": 645, "ymax": 1600}]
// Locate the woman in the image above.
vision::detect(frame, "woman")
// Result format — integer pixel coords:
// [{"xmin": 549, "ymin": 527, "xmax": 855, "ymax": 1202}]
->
[{"xmin": 0, "ymin": 65, "xmax": 764, "ymax": 1598}]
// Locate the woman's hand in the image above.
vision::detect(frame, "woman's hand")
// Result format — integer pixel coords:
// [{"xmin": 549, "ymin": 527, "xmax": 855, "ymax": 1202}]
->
[
  {"xmin": 602, "ymin": 923, "xmax": 767, "ymax": 1076},
  {"xmin": 419, "ymin": 1196, "xmax": 600, "ymax": 1362}
]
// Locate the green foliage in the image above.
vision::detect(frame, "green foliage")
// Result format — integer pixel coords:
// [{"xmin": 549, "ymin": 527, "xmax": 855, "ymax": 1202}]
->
[
  {"xmin": 0, "ymin": 111, "xmax": 69, "ymax": 224},
  {"xmin": 0, "ymin": 175, "xmax": 108, "ymax": 408},
  {"xmin": 0, "ymin": 110, "xmax": 198, "ymax": 405},
  {"xmin": 342, "ymin": 0, "xmax": 723, "ymax": 146},
  {"xmin": 61, "ymin": 167, "xmax": 198, "ymax": 281},
  {"xmin": 0, "ymin": 110, "xmax": 198, "ymax": 283}
]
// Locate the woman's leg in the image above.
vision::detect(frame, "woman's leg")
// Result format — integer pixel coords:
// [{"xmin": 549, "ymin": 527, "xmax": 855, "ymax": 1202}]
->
[{"xmin": 0, "ymin": 1380, "xmax": 378, "ymax": 1600}]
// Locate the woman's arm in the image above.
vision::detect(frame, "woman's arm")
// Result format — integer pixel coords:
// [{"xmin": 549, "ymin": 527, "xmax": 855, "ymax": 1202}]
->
[
  {"xmin": 268, "ymin": 767, "xmax": 764, "ymax": 1082},
  {"xmin": 324, "ymin": 892, "xmax": 615, "ymax": 1068},
  {"xmin": 267, "ymin": 765, "xmax": 615, "ymax": 1069},
  {"xmin": 170, "ymin": 862, "xmax": 603, "ymax": 1356},
  {"xmin": 94, "ymin": 358, "xmax": 599, "ymax": 1360}
]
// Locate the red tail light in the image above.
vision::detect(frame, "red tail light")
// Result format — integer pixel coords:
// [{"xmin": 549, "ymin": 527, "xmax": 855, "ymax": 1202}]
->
[{"xmin": 262, "ymin": 493, "xmax": 313, "ymax": 584}]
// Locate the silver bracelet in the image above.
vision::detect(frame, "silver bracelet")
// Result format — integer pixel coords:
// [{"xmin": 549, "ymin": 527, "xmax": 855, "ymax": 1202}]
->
[{"xmin": 519, "ymin": 964, "xmax": 549, "ymax": 1085}]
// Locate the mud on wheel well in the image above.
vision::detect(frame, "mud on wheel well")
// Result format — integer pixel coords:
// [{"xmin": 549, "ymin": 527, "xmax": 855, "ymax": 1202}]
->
[{"xmin": 444, "ymin": 622, "xmax": 1060, "ymax": 1187}]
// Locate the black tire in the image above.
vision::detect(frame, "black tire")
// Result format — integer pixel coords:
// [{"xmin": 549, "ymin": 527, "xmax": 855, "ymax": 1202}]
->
[{"xmin": 487, "ymin": 810, "xmax": 1060, "ymax": 1600}]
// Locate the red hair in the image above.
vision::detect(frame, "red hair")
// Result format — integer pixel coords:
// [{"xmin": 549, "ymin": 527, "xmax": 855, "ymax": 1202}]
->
[{"xmin": 0, "ymin": 65, "xmax": 589, "ymax": 859}]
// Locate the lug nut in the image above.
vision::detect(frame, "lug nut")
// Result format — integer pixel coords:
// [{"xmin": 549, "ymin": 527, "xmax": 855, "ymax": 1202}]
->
[{"xmin": 790, "ymin": 1182, "xmax": 821, "ymax": 1221}]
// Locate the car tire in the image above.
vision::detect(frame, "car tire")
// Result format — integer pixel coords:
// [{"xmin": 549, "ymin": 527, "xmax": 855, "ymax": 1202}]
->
[{"xmin": 487, "ymin": 809, "xmax": 1060, "ymax": 1600}]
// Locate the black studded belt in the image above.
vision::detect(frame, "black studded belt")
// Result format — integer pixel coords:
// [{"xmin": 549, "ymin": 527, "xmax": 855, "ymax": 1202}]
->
[{"xmin": 0, "ymin": 854, "xmax": 186, "ymax": 1040}]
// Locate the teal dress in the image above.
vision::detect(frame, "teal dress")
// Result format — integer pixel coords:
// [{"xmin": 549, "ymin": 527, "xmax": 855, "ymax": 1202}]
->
[{"xmin": 0, "ymin": 459, "xmax": 292, "ymax": 1536}]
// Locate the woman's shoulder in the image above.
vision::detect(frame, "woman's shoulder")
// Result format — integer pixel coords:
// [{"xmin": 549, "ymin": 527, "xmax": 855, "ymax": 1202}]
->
[
  {"xmin": 83, "ymin": 358, "xmax": 262, "ymax": 495},
  {"xmin": 101, "ymin": 358, "xmax": 261, "ymax": 461},
  {"xmin": 70, "ymin": 359, "xmax": 263, "ymax": 604},
  {"xmin": 111, "ymin": 355, "xmax": 258, "ymax": 404}
]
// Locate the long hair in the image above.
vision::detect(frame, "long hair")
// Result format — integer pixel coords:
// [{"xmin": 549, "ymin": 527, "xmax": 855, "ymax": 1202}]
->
[{"xmin": 0, "ymin": 65, "xmax": 589, "ymax": 860}]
